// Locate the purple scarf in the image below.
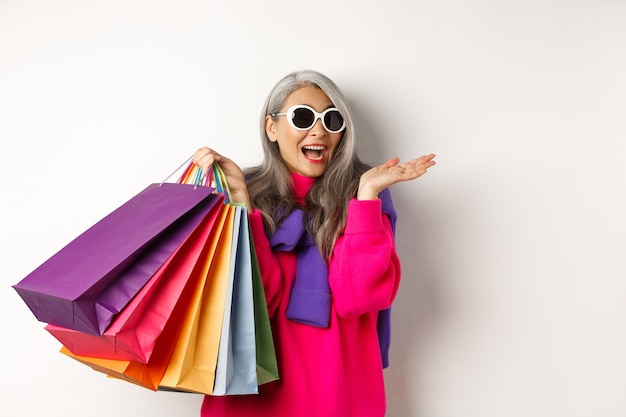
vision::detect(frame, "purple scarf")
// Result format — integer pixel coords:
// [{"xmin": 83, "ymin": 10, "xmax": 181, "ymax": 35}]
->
[{"xmin": 269, "ymin": 188, "xmax": 397, "ymax": 368}]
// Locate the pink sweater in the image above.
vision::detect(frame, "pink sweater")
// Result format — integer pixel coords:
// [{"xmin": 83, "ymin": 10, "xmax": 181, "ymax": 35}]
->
[{"xmin": 201, "ymin": 174, "xmax": 401, "ymax": 417}]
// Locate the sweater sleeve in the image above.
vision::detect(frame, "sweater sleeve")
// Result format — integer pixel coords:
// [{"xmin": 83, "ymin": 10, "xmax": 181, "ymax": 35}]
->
[
  {"xmin": 248, "ymin": 209, "xmax": 283, "ymax": 317},
  {"xmin": 328, "ymin": 199, "xmax": 401, "ymax": 319}
]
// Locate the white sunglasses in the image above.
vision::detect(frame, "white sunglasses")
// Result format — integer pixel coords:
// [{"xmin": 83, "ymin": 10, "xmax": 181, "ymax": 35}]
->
[{"xmin": 271, "ymin": 104, "xmax": 346, "ymax": 133}]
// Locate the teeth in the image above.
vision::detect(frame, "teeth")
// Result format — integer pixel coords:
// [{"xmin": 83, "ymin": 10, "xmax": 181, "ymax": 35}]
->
[{"xmin": 302, "ymin": 145, "xmax": 325, "ymax": 161}]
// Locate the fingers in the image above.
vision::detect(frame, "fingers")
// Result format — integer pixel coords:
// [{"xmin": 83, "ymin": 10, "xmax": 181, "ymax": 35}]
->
[
  {"xmin": 193, "ymin": 146, "xmax": 212, "ymax": 162},
  {"xmin": 373, "ymin": 154, "xmax": 436, "ymax": 182},
  {"xmin": 391, "ymin": 154, "xmax": 436, "ymax": 181},
  {"xmin": 192, "ymin": 147, "xmax": 245, "ymax": 185},
  {"xmin": 383, "ymin": 157, "xmax": 401, "ymax": 168},
  {"xmin": 383, "ymin": 154, "xmax": 435, "ymax": 170},
  {"xmin": 420, "ymin": 154, "xmax": 437, "ymax": 172},
  {"xmin": 405, "ymin": 154, "xmax": 436, "ymax": 171},
  {"xmin": 192, "ymin": 147, "xmax": 220, "ymax": 174},
  {"xmin": 421, "ymin": 153, "xmax": 437, "ymax": 167},
  {"xmin": 410, "ymin": 153, "xmax": 436, "ymax": 165}
]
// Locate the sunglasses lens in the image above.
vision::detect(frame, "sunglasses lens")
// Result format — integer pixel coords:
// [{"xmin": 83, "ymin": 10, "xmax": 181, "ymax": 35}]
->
[
  {"xmin": 324, "ymin": 110, "xmax": 344, "ymax": 132},
  {"xmin": 291, "ymin": 107, "xmax": 316, "ymax": 129}
]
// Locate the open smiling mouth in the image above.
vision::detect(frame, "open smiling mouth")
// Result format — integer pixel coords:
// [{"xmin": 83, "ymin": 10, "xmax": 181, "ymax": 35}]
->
[{"xmin": 302, "ymin": 145, "xmax": 326, "ymax": 161}]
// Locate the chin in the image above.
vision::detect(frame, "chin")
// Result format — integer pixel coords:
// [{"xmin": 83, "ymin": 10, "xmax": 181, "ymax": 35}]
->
[{"xmin": 303, "ymin": 165, "xmax": 328, "ymax": 178}]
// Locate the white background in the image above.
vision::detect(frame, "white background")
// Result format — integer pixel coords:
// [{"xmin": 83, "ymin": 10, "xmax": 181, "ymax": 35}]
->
[{"xmin": 1, "ymin": 1, "xmax": 625, "ymax": 416}]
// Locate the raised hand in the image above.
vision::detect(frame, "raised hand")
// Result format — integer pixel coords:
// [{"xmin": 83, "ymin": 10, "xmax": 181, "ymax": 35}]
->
[{"xmin": 357, "ymin": 154, "xmax": 436, "ymax": 200}]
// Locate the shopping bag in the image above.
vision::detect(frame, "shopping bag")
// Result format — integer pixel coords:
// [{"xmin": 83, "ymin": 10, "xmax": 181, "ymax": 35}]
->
[
  {"xmin": 13, "ymin": 182, "xmax": 219, "ymax": 335},
  {"xmin": 46, "ymin": 196, "xmax": 225, "ymax": 362},
  {"xmin": 160, "ymin": 162, "xmax": 278, "ymax": 394},
  {"xmin": 59, "ymin": 276, "xmax": 191, "ymax": 392},
  {"xmin": 249, "ymin": 230, "xmax": 279, "ymax": 385},
  {"xmin": 159, "ymin": 203, "xmax": 236, "ymax": 394},
  {"xmin": 61, "ymin": 346, "xmax": 160, "ymax": 391},
  {"xmin": 49, "ymin": 160, "xmax": 279, "ymax": 396},
  {"xmin": 60, "ymin": 197, "xmax": 231, "ymax": 390},
  {"xmin": 212, "ymin": 205, "xmax": 258, "ymax": 395}
]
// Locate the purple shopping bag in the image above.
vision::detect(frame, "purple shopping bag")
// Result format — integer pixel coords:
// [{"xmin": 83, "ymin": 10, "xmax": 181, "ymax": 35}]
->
[{"xmin": 13, "ymin": 182, "xmax": 220, "ymax": 335}]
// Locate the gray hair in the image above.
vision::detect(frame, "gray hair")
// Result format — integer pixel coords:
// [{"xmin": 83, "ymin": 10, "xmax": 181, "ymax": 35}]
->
[
  {"xmin": 245, "ymin": 70, "xmax": 368, "ymax": 259},
  {"xmin": 259, "ymin": 69, "xmax": 357, "ymax": 165}
]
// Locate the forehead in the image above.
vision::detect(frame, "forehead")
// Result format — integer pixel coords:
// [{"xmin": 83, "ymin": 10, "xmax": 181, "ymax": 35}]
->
[{"xmin": 284, "ymin": 85, "xmax": 333, "ymax": 110}]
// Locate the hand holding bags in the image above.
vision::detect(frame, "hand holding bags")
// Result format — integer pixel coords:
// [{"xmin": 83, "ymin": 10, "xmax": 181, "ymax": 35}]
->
[{"xmin": 13, "ymin": 159, "xmax": 279, "ymax": 396}]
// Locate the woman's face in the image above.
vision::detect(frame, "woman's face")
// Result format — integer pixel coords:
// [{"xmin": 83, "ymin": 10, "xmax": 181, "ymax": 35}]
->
[{"xmin": 265, "ymin": 85, "xmax": 344, "ymax": 178}]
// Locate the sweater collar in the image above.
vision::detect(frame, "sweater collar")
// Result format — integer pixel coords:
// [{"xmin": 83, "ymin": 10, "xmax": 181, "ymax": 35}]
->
[{"xmin": 290, "ymin": 172, "xmax": 316, "ymax": 205}]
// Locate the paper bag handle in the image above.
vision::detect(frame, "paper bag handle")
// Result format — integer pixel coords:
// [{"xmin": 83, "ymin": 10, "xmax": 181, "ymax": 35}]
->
[{"xmin": 164, "ymin": 156, "xmax": 232, "ymax": 203}]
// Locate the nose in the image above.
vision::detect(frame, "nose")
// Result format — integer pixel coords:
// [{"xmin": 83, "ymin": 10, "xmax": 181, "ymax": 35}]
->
[{"xmin": 309, "ymin": 117, "xmax": 326, "ymax": 135}]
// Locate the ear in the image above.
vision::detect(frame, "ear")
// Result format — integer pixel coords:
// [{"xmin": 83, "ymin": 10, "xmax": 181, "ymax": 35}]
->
[{"xmin": 265, "ymin": 115, "xmax": 278, "ymax": 142}]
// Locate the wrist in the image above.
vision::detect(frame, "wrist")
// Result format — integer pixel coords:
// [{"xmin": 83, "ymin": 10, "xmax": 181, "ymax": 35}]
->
[
  {"xmin": 230, "ymin": 189, "xmax": 252, "ymax": 212},
  {"xmin": 357, "ymin": 183, "xmax": 379, "ymax": 201}
]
